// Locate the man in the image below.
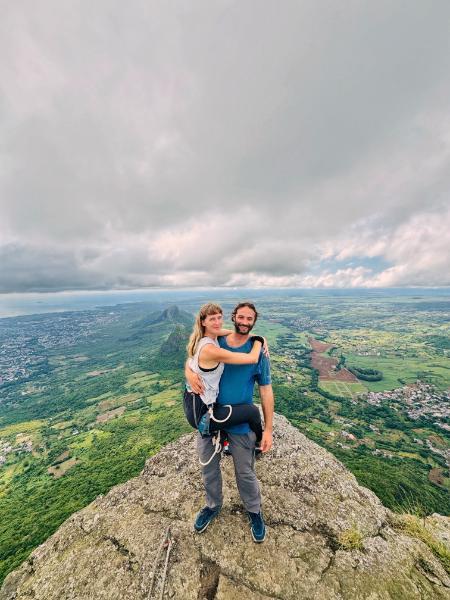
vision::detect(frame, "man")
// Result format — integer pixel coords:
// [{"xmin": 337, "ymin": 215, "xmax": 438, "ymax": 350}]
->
[{"xmin": 185, "ymin": 301, "xmax": 274, "ymax": 543}]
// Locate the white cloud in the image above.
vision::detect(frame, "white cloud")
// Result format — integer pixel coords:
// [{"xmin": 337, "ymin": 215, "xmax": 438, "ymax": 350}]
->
[{"xmin": 0, "ymin": 1, "xmax": 450, "ymax": 291}]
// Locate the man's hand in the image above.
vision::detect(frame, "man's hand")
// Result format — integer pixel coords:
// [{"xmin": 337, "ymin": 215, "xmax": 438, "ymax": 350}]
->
[
  {"xmin": 260, "ymin": 429, "xmax": 273, "ymax": 453},
  {"xmin": 259, "ymin": 385, "xmax": 274, "ymax": 453}
]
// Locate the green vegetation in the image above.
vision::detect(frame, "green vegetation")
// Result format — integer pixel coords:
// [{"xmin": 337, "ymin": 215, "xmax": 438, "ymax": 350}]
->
[
  {"xmin": 0, "ymin": 405, "xmax": 190, "ymax": 585},
  {"xmin": 275, "ymin": 375, "xmax": 450, "ymax": 516},
  {"xmin": 318, "ymin": 381, "xmax": 366, "ymax": 400},
  {"xmin": 343, "ymin": 354, "xmax": 449, "ymax": 392},
  {"xmin": 333, "ymin": 450, "xmax": 450, "ymax": 515},
  {"xmin": 338, "ymin": 525, "xmax": 364, "ymax": 551},
  {"xmin": 270, "ymin": 291, "xmax": 449, "ymax": 520},
  {"xmin": 348, "ymin": 366, "xmax": 383, "ymax": 381},
  {"xmin": 0, "ymin": 304, "xmax": 193, "ymax": 585},
  {"xmin": 0, "ymin": 292, "xmax": 449, "ymax": 587},
  {"xmin": 391, "ymin": 513, "xmax": 450, "ymax": 575}
]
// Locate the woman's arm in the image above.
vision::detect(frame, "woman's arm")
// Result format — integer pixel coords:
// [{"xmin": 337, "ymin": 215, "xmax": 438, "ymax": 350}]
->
[
  {"xmin": 217, "ymin": 328, "xmax": 269, "ymax": 356},
  {"xmin": 200, "ymin": 340, "xmax": 262, "ymax": 365}
]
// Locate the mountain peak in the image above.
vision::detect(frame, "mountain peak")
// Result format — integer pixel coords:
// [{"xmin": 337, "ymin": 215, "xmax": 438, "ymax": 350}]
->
[
  {"xmin": 2, "ymin": 414, "xmax": 449, "ymax": 599},
  {"xmin": 155, "ymin": 324, "xmax": 189, "ymax": 369},
  {"xmin": 131, "ymin": 305, "xmax": 193, "ymax": 332},
  {"xmin": 153, "ymin": 305, "xmax": 191, "ymax": 326},
  {"xmin": 159, "ymin": 305, "xmax": 181, "ymax": 319}
]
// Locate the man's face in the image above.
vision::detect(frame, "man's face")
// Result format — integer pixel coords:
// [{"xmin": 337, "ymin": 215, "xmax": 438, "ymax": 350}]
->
[{"xmin": 233, "ymin": 306, "xmax": 256, "ymax": 335}]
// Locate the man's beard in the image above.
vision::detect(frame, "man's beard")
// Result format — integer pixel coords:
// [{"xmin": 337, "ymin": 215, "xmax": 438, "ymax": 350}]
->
[{"xmin": 234, "ymin": 321, "xmax": 254, "ymax": 335}]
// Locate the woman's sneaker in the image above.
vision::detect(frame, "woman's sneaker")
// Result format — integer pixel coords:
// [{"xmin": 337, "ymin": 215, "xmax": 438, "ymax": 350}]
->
[
  {"xmin": 247, "ymin": 511, "xmax": 266, "ymax": 542},
  {"xmin": 194, "ymin": 505, "xmax": 221, "ymax": 533}
]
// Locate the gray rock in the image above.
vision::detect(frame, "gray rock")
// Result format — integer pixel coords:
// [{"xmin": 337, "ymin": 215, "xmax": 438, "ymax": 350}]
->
[{"xmin": 1, "ymin": 414, "xmax": 449, "ymax": 599}]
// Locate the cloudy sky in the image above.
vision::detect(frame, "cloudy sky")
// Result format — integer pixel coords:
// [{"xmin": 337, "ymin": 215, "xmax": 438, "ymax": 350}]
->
[{"xmin": 1, "ymin": 1, "xmax": 450, "ymax": 292}]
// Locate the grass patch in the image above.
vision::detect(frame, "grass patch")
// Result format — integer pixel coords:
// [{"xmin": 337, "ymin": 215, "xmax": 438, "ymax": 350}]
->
[
  {"xmin": 149, "ymin": 386, "xmax": 182, "ymax": 407},
  {"xmin": 250, "ymin": 319, "xmax": 293, "ymax": 347},
  {"xmin": 96, "ymin": 406, "xmax": 126, "ymax": 423},
  {"xmin": 0, "ymin": 421, "xmax": 45, "ymax": 438},
  {"xmin": 124, "ymin": 371, "xmax": 157, "ymax": 387},
  {"xmin": 48, "ymin": 458, "xmax": 80, "ymax": 478},
  {"xmin": 69, "ymin": 429, "xmax": 112, "ymax": 450},
  {"xmin": 51, "ymin": 420, "xmax": 73, "ymax": 431},
  {"xmin": 82, "ymin": 391, "xmax": 114, "ymax": 404},
  {"xmin": 0, "ymin": 464, "xmax": 21, "ymax": 489},
  {"xmin": 98, "ymin": 392, "xmax": 140, "ymax": 411},
  {"xmin": 338, "ymin": 525, "xmax": 364, "ymax": 551},
  {"xmin": 319, "ymin": 380, "xmax": 367, "ymax": 399},
  {"xmin": 391, "ymin": 514, "xmax": 450, "ymax": 574},
  {"xmin": 344, "ymin": 354, "xmax": 450, "ymax": 392}
]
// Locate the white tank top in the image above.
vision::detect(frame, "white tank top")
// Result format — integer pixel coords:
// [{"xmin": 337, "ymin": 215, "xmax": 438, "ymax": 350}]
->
[{"xmin": 187, "ymin": 337, "xmax": 225, "ymax": 405}]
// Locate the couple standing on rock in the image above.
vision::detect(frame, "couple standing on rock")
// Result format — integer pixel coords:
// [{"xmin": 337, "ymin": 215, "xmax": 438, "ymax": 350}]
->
[{"xmin": 184, "ymin": 301, "xmax": 274, "ymax": 543}]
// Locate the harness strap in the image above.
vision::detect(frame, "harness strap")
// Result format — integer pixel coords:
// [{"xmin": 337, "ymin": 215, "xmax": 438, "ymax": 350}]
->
[
  {"xmin": 199, "ymin": 430, "xmax": 222, "ymax": 466},
  {"xmin": 198, "ymin": 404, "xmax": 234, "ymax": 466},
  {"xmin": 209, "ymin": 404, "xmax": 233, "ymax": 423}
]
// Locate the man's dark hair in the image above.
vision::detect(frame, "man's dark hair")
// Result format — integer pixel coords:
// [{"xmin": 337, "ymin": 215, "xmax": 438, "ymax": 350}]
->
[{"xmin": 231, "ymin": 301, "xmax": 258, "ymax": 323}]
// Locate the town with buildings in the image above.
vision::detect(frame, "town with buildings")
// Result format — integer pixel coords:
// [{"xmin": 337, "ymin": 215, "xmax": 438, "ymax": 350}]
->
[
  {"xmin": 0, "ymin": 310, "xmax": 119, "ymax": 390},
  {"xmin": 365, "ymin": 381, "xmax": 450, "ymax": 430}
]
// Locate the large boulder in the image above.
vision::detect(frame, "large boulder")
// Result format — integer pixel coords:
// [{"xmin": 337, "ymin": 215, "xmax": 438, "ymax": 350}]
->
[{"xmin": 1, "ymin": 414, "xmax": 449, "ymax": 599}]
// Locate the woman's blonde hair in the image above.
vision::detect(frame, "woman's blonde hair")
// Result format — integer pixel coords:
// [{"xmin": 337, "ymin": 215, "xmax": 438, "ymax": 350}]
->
[{"xmin": 187, "ymin": 302, "xmax": 223, "ymax": 357}]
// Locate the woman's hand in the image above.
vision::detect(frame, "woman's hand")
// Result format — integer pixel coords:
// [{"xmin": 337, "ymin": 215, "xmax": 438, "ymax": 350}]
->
[
  {"xmin": 262, "ymin": 337, "xmax": 270, "ymax": 358},
  {"xmin": 185, "ymin": 364, "xmax": 205, "ymax": 395}
]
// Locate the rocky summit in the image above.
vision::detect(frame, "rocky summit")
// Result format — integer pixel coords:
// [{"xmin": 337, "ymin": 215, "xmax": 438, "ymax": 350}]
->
[{"xmin": 1, "ymin": 414, "xmax": 449, "ymax": 600}]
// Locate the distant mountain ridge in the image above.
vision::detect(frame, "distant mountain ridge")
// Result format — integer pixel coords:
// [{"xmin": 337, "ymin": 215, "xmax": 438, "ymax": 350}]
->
[
  {"xmin": 132, "ymin": 305, "xmax": 193, "ymax": 330},
  {"xmin": 152, "ymin": 305, "xmax": 193, "ymax": 326},
  {"xmin": 157, "ymin": 324, "xmax": 189, "ymax": 369},
  {"xmin": 120, "ymin": 305, "xmax": 193, "ymax": 345}
]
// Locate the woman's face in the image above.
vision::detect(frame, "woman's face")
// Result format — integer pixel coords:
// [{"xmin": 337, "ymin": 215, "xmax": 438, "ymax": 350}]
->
[{"xmin": 201, "ymin": 312, "xmax": 223, "ymax": 335}]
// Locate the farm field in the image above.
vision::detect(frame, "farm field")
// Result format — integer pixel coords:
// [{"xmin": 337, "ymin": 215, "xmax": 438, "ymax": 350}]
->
[
  {"xmin": 318, "ymin": 380, "xmax": 367, "ymax": 399},
  {"xmin": 343, "ymin": 353, "xmax": 450, "ymax": 392}
]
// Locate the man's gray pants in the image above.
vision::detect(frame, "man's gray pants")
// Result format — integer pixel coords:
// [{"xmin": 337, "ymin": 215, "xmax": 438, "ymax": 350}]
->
[{"xmin": 197, "ymin": 431, "xmax": 261, "ymax": 513}]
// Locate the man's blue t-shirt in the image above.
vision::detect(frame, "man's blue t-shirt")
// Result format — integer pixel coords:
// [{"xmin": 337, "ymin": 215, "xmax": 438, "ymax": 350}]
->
[{"xmin": 217, "ymin": 336, "xmax": 271, "ymax": 434}]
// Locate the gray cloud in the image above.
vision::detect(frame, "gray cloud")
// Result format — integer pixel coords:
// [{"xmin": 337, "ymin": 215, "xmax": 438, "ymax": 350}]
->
[{"xmin": 1, "ymin": 1, "xmax": 450, "ymax": 292}]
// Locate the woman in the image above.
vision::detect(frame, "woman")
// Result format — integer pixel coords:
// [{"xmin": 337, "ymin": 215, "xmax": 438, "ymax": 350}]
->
[{"xmin": 183, "ymin": 302, "xmax": 264, "ymax": 460}]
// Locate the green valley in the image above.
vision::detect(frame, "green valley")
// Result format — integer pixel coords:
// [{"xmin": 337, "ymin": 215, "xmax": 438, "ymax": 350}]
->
[{"xmin": 0, "ymin": 290, "xmax": 449, "ymax": 585}]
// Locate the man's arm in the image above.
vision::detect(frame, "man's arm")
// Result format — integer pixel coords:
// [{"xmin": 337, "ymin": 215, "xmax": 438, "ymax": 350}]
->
[
  {"xmin": 184, "ymin": 360, "xmax": 204, "ymax": 395},
  {"xmin": 217, "ymin": 328, "xmax": 233, "ymax": 337},
  {"xmin": 258, "ymin": 384, "xmax": 274, "ymax": 452}
]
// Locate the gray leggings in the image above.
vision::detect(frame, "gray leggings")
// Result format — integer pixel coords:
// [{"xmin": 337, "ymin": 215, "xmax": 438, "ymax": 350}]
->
[{"xmin": 197, "ymin": 430, "xmax": 261, "ymax": 513}]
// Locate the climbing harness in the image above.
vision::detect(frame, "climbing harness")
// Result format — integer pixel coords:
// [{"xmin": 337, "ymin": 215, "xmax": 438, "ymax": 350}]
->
[
  {"xmin": 210, "ymin": 403, "xmax": 232, "ymax": 423},
  {"xmin": 197, "ymin": 402, "xmax": 233, "ymax": 436},
  {"xmin": 197, "ymin": 402, "xmax": 234, "ymax": 466},
  {"xmin": 198, "ymin": 430, "xmax": 223, "ymax": 466}
]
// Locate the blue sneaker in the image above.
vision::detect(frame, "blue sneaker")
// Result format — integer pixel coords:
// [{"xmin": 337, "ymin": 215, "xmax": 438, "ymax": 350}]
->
[
  {"xmin": 247, "ymin": 511, "xmax": 266, "ymax": 543},
  {"xmin": 198, "ymin": 412, "xmax": 211, "ymax": 437},
  {"xmin": 194, "ymin": 505, "xmax": 221, "ymax": 533}
]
